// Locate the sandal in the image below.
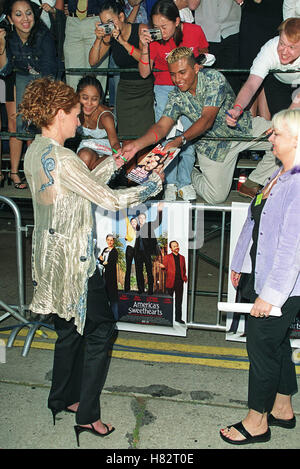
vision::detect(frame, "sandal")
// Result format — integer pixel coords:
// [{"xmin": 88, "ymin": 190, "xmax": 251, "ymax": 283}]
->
[
  {"xmin": 74, "ymin": 422, "xmax": 115, "ymax": 447},
  {"xmin": 220, "ymin": 421, "xmax": 271, "ymax": 445},
  {"xmin": 268, "ymin": 413, "xmax": 296, "ymax": 429},
  {"xmin": 7, "ymin": 172, "xmax": 27, "ymax": 190}
]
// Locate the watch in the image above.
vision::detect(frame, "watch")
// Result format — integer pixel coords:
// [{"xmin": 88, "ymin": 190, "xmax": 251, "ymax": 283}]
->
[{"xmin": 180, "ymin": 134, "xmax": 187, "ymax": 146}]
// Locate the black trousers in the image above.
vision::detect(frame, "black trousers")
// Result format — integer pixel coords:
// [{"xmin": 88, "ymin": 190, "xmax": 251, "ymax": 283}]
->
[
  {"xmin": 48, "ymin": 269, "xmax": 116, "ymax": 425},
  {"xmin": 124, "ymin": 246, "xmax": 136, "ymax": 292},
  {"xmin": 135, "ymin": 250, "xmax": 154, "ymax": 294},
  {"xmin": 167, "ymin": 280, "xmax": 184, "ymax": 322},
  {"xmin": 247, "ymin": 296, "xmax": 300, "ymax": 414}
]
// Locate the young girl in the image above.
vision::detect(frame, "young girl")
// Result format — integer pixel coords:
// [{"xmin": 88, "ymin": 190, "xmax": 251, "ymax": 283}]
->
[{"xmin": 76, "ymin": 74, "xmax": 121, "ymax": 161}]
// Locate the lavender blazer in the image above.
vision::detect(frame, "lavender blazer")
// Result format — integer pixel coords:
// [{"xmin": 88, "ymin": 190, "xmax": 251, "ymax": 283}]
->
[{"xmin": 231, "ymin": 166, "xmax": 300, "ymax": 307}]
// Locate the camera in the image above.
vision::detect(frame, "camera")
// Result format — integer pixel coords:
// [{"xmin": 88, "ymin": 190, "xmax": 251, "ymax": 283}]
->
[
  {"xmin": 98, "ymin": 22, "xmax": 114, "ymax": 35},
  {"xmin": 148, "ymin": 28, "xmax": 162, "ymax": 41},
  {"xmin": 0, "ymin": 14, "xmax": 11, "ymax": 33}
]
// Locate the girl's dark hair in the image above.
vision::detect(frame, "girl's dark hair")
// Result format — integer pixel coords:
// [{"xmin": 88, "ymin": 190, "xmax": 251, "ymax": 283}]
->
[
  {"xmin": 5, "ymin": 0, "xmax": 44, "ymax": 46},
  {"xmin": 150, "ymin": 0, "xmax": 182, "ymax": 46},
  {"xmin": 99, "ymin": 0, "xmax": 125, "ymax": 16},
  {"xmin": 76, "ymin": 74, "xmax": 104, "ymax": 101}
]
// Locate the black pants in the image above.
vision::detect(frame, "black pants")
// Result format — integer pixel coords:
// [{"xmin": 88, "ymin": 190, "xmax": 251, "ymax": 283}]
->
[
  {"xmin": 124, "ymin": 246, "xmax": 136, "ymax": 292},
  {"xmin": 167, "ymin": 280, "xmax": 184, "ymax": 322},
  {"xmin": 247, "ymin": 296, "xmax": 300, "ymax": 414},
  {"xmin": 48, "ymin": 269, "xmax": 116, "ymax": 425},
  {"xmin": 135, "ymin": 250, "xmax": 154, "ymax": 294}
]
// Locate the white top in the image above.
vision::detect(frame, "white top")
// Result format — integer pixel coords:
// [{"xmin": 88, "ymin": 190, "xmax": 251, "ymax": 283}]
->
[
  {"xmin": 179, "ymin": 7, "xmax": 194, "ymax": 23},
  {"xmin": 194, "ymin": 0, "xmax": 241, "ymax": 42},
  {"xmin": 250, "ymin": 36, "xmax": 300, "ymax": 85},
  {"xmin": 31, "ymin": 0, "xmax": 56, "ymax": 29},
  {"xmin": 283, "ymin": 0, "xmax": 300, "ymax": 19}
]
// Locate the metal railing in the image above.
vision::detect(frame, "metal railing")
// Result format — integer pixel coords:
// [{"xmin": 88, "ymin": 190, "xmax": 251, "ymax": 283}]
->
[{"xmin": 0, "ymin": 196, "xmax": 52, "ymax": 357}]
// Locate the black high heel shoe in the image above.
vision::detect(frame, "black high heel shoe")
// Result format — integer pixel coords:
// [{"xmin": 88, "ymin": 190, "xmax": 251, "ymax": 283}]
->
[
  {"xmin": 7, "ymin": 172, "xmax": 27, "ymax": 189},
  {"xmin": 50, "ymin": 406, "xmax": 76, "ymax": 425},
  {"xmin": 74, "ymin": 423, "xmax": 115, "ymax": 447}
]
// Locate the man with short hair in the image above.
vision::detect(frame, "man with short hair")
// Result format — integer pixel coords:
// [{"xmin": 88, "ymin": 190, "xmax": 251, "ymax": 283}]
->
[
  {"xmin": 121, "ymin": 47, "xmax": 275, "ymax": 205},
  {"xmin": 227, "ymin": 17, "xmax": 300, "ymax": 198}
]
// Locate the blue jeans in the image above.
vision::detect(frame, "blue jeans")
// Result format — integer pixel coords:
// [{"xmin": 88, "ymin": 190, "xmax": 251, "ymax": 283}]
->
[{"xmin": 154, "ymin": 84, "xmax": 195, "ymax": 189}]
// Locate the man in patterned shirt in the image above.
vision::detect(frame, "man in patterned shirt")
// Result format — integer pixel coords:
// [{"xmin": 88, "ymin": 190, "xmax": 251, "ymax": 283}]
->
[{"xmin": 121, "ymin": 47, "xmax": 277, "ymax": 204}]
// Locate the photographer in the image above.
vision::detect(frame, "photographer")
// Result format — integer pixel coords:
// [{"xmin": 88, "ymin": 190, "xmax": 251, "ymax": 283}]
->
[
  {"xmin": 138, "ymin": 0, "xmax": 209, "ymax": 201},
  {"xmin": 89, "ymin": 0, "xmax": 155, "ymax": 138},
  {"xmin": 0, "ymin": 0, "xmax": 58, "ymax": 189}
]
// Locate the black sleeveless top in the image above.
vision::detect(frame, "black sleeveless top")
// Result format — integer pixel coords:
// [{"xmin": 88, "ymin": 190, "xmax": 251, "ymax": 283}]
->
[
  {"xmin": 111, "ymin": 23, "xmax": 143, "ymax": 80},
  {"xmin": 240, "ymin": 194, "xmax": 267, "ymax": 302}
]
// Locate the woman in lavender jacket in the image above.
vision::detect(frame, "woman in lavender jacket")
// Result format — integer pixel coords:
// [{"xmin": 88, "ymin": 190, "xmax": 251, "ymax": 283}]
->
[{"xmin": 220, "ymin": 108, "xmax": 300, "ymax": 445}]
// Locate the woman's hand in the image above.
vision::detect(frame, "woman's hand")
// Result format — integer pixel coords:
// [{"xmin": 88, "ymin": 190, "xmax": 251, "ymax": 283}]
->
[
  {"xmin": 231, "ymin": 270, "xmax": 241, "ymax": 289},
  {"xmin": 139, "ymin": 27, "xmax": 152, "ymax": 47},
  {"xmin": 40, "ymin": 3, "xmax": 56, "ymax": 14},
  {"xmin": 95, "ymin": 23, "xmax": 110, "ymax": 41},
  {"xmin": 111, "ymin": 23, "xmax": 122, "ymax": 42},
  {"xmin": 250, "ymin": 297, "xmax": 272, "ymax": 318}
]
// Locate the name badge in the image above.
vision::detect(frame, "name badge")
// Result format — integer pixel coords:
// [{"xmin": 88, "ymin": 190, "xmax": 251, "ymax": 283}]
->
[{"xmin": 254, "ymin": 193, "xmax": 263, "ymax": 206}]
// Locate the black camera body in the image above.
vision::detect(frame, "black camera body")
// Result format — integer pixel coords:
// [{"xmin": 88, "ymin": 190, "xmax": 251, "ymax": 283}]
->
[
  {"xmin": 0, "ymin": 14, "xmax": 11, "ymax": 33},
  {"xmin": 149, "ymin": 28, "xmax": 162, "ymax": 41},
  {"xmin": 98, "ymin": 22, "xmax": 114, "ymax": 34}
]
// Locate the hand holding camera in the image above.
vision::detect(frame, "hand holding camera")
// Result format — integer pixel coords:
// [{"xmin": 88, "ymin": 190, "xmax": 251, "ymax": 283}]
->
[
  {"xmin": 95, "ymin": 21, "xmax": 115, "ymax": 41},
  {"xmin": 139, "ymin": 27, "xmax": 162, "ymax": 47}
]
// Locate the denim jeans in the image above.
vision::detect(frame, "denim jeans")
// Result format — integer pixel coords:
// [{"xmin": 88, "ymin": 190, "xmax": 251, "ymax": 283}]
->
[{"xmin": 154, "ymin": 85, "xmax": 195, "ymax": 189}]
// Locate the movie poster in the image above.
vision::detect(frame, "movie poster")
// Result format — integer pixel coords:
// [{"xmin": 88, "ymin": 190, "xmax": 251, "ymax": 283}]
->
[
  {"xmin": 94, "ymin": 201, "xmax": 190, "ymax": 337},
  {"xmin": 225, "ymin": 202, "xmax": 300, "ymax": 348}
]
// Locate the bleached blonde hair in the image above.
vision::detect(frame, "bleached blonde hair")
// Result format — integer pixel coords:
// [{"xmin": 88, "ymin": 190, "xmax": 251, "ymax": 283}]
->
[
  {"xmin": 272, "ymin": 108, "xmax": 300, "ymax": 167},
  {"xmin": 166, "ymin": 47, "xmax": 196, "ymax": 66}
]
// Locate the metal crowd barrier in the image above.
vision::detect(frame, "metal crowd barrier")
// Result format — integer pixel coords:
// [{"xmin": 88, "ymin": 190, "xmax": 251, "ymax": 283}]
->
[
  {"xmin": 188, "ymin": 204, "xmax": 230, "ymax": 332},
  {"xmin": 0, "ymin": 196, "xmax": 52, "ymax": 357}
]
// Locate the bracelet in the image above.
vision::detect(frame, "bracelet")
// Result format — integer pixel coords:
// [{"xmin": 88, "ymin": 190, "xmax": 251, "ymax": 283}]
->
[
  {"xmin": 234, "ymin": 104, "xmax": 243, "ymax": 114},
  {"xmin": 152, "ymin": 130, "xmax": 158, "ymax": 142},
  {"xmin": 129, "ymin": 45, "xmax": 134, "ymax": 56},
  {"xmin": 139, "ymin": 59, "xmax": 149, "ymax": 65}
]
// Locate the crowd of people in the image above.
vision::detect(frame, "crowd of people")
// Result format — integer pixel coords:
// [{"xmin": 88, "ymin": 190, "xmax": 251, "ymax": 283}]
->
[
  {"xmin": 0, "ymin": 0, "xmax": 300, "ymax": 448},
  {"xmin": 0, "ymin": 0, "xmax": 299, "ymax": 202}
]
